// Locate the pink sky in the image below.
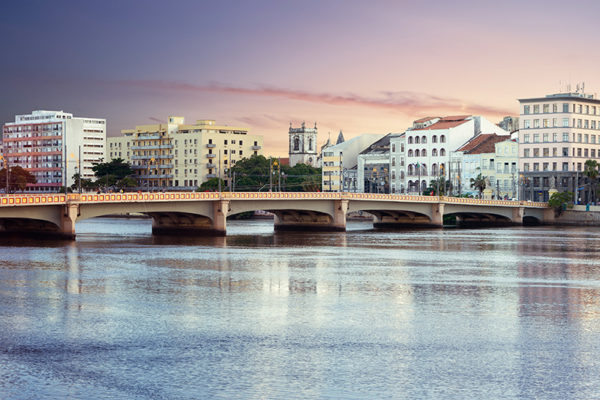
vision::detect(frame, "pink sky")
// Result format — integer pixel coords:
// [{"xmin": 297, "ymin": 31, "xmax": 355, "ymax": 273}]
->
[{"xmin": 2, "ymin": 0, "xmax": 600, "ymax": 156}]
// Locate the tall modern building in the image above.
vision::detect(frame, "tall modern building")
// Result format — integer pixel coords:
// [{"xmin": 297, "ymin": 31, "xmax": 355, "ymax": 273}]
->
[
  {"xmin": 2, "ymin": 110, "xmax": 106, "ymax": 191},
  {"xmin": 107, "ymin": 117, "xmax": 263, "ymax": 189},
  {"xmin": 518, "ymin": 89, "xmax": 600, "ymax": 202},
  {"xmin": 289, "ymin": 122, "xmax": 318, "ymax": 167}
]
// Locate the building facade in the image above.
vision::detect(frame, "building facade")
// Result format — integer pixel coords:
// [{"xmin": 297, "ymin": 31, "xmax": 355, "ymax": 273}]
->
[
  {"xmin": 518, "ymin": 90, "xmax": 600, "ymax": 202},
  {"xmin": 321, "ymin": 134, "xmax": 385, "ymax": 192},
  {"xmin": 451, "ymin": 134, "xmax": 516, "ymax": 198},
  {"xmin": 289, "ymin": 122, "xmax": 318, "ymax": 167},
  {"xmin": 389, "ymin": 133, "xmax": 406, "ymax": 194},
  {"xmin": 402, "ymin": 115, "xmax": 509, "ymax": 194},
  {"xmin": 357, "ymin": 134, "xmax": 391, "ymax": 193},
  {"xmin": 108, "ymin": 117, "xmax": 263, "ymax": 189},
  {"xmin": 2, "ymin": 110, "xmax": 106, "ymax": 191}
]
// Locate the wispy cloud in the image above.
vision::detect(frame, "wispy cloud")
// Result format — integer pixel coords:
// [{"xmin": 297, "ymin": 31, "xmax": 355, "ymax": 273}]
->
[
  {"xmin": 114, "ymin": 80, "xmax": 513, "ymax": 117},
  {"xmin": 148, "ymin": 117, "xmax": 163, "ymax": 123}
]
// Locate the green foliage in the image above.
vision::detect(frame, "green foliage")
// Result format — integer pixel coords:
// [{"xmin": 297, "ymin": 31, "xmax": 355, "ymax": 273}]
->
[
  {"xmin": 230, "ymin": 155, "xmax": 322, "ymax": 192},
  {"xmin": 92, "ymin": 158, "xmax": 133, "ymax": 180},
  {"xmin": 584, "ymin": 159, "xmax": 599, "ymax": 202},
  {"xmin": 470, "ymin": 174, "xmax": 487, "ymax": 196},
  {"xmin": 116, "ymin": 176, "xmax": 138, "ymax": 189},
  {"xmin": 198, "ymin": 177, "xmax": 224, "ymax": 192},
  {"xmin": 0, "ymin": 166, "xmax": 37, "ymax": 192},
  {"xmin": 426, "ymin": 177, "xmax": 452, "ymax": 196},
  {"xmin": 548, "ymin": 191, "xmax": 573, "ymax": 216}
]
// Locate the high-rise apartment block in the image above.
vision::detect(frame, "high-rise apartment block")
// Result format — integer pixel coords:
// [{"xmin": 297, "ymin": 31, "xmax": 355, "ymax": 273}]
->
[
  {"xmin": 107, "ymin": 117, "xmax": 263, "ymax": 189},
  {"xmin": 518, "ymin": 90, "xmax": 600, "ymax": 201},
  {"xmin": 2, "ymin": 110, "xmax": 106, "ymax": 191}
]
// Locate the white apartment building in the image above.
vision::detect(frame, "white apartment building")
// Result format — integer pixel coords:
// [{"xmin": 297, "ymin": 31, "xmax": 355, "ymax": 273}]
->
[
  {"xmin": 402, "ymin": 115, "xmax": 508, "ymax": 194},
  {"xmin": 2, "ymin": 110, "xmax": 106, "ymax": 191},
  {"xmin": 107, "ymin": 117, "xmax": 263, "ymax": 189},
  {"xmin": 450, "ymin": 134, "xmax": 516, "ymax": 198},
  {"xmin": 389, "ymin": 133, "xmax": 406, "ymax": 193},
  {"xmin": 321, "ymin": 134, "xmax": 385, "ymax": 192},
  {"xmin": 518, "ymin": 89, "xmax": 600, "ymax": 202}
]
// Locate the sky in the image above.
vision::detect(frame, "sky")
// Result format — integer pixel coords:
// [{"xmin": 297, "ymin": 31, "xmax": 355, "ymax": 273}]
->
[{"xmin": 2, "ymin": 0, "xmax": 600, "ymax": 156}]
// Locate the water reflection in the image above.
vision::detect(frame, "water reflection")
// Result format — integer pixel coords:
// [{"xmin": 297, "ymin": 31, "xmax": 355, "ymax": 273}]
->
[{"xmin": 1, "ymin": 219, "xmax": 600, "ymax": 399}]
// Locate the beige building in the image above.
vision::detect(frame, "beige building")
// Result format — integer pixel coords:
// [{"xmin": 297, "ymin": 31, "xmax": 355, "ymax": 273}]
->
[
  {"xmin": 518, "ymin": 89, "xmax": 600, "ymax": 201},
  {"xmin": 108, "ymin": 117, "xmax": 263, "ymax": 189}
]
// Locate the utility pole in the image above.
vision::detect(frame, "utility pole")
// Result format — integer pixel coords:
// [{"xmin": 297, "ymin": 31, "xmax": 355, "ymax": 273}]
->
[
  {"xmin": 218, "ymin": 150, "xmax": 221, "ymax": 193},
  {"xmin": 278, "ymin": 157, "xmax": 281, "ymax": 192},
  {"xmin": 78, "ymin": 145, "xmax": 82, "ymax": 194},
  {"xmin": 269, "ymin": 158, "xmax": 273, "ymax": 192}
]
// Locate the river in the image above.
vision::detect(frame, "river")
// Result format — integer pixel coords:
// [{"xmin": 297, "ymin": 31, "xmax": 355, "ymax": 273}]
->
[{"xmin": 1, "ymin": 218, "xmax": 600, "ymax": 399}]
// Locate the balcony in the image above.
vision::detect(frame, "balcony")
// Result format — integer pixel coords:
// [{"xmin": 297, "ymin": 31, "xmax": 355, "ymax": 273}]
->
[
  {"xmin": 251, "ymin": 145, "xmax": 262, "ymax": 150},
  {"xmin": 206, "ymin": 163, "xmax": 216, "ymax": 168},
  {"xmin": 131, "ymin": 164, "xmax": 146, "ymax": 169},
  {"xmin": 206, "ymin": 173, "xmax": 217, "ymax": 178},
  {"xmin": 131, "ymin": 145, "xmax": 159, "ymax": 150},
  {"xmin": 158, "ymin": 164, "xmax": 173, "ymax": 169},
  {"xmin": 137, "ymin": 174, "xmax": 174, "ymax": 179},
  {"xmin": 159, "ymin": 144, "xmax": 173, "ymax": 149},
  {"xmin": 206, "ymin": 143, "xmax": 216, "ymax": 148},
  {"xmin": 206, "ymin": 154, "xmax": 216, "ymax": 158},
  {"xmin": 137, "ymin": 134, "xmax": 161, "ymax": 140}
]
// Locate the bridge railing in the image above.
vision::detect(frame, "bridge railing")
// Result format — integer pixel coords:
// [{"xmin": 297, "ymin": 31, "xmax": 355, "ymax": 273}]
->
[{"xmin": 0, "ymin": 191, "xmax": 549, "ymax": 208}]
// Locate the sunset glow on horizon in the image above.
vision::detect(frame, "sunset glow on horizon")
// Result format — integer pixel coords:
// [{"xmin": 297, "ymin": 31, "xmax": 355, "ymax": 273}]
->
[{"xmin": 2, "ymin": 0, "xmax": 600, "ymax": 156}]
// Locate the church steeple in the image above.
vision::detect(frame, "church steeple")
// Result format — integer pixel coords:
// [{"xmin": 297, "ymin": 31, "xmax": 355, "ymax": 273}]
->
[{"xmin": 336, "ymin": 130, "xmax": 345, "ymax": 145}]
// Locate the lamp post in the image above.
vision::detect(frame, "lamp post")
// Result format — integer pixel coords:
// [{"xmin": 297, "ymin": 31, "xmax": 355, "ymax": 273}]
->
[
  {"xmin": 218, "ymin": 150, "xmax": 222, "ymax": 193},
  {"xmin": 0, "ymin": 155, "xmax": 8, "ymax": 194}
]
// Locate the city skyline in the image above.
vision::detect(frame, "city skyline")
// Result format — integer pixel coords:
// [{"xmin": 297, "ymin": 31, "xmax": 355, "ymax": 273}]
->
[{"xmin": 2, "ymin": 0, "xmax": 600, "ymax": 156}]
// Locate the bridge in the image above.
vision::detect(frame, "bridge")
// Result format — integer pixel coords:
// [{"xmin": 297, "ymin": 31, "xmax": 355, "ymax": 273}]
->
[{"xmin": 0, "ymin": 192, "xmax": 551, "ymax": 240}]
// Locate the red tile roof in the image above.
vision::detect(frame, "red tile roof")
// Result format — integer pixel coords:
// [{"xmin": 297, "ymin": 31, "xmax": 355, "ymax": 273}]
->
[
  {"xmin": 457, "ymin": 133, "xmax": 510, "ymax": 154},
  {"xmin": 411, "ymin": 119, "xmax": 469, "ymax": 131},
  {"xmin": 414, "ymin": 116, "xmax": 439, "ymax": 123}
]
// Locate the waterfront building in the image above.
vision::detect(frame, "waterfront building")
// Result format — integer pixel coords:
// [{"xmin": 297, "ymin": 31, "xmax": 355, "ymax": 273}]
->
[
  {"xmin": 403, "ymin": 115, "xmax": 508, "ymax": 194},
  {"xmin": 357, "ymin": 134, "xmax": 391, "ymax": 193},
  {"xmin": 108, "ymin": 117, "xmax": 263, "ymax": 189},
  {"xmin": 498, "ymin": 116, "xmax": 519, "ymax": 134},
  {"xmin": 321, "ymin": 134, "xmax": 385, "ymax": 192},
  {"xmin": 450, "ymin": 133, "xmax": 516, "ymax": 198},
  {"xmin": 389, "ymin": 133, "xmax": 407, "ymax": 193},
  {"xmin": 518, "ymin": 89, "xmax": 600, "ymax": 202},
  {"xmin": 2, "ymin": 110, "xmax": 106, "ymax": 191},
  {"xmin": 289, "ymin": 122, "xmax": 318, "ymax": 167}
]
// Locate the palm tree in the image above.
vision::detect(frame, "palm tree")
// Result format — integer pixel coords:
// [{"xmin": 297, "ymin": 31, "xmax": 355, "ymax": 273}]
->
[
  {"xmin": 584, "ymin": 159, "xmax": 599, "ymax": 204},
  {"xmin": 470, "ymin": 173, "xmax": 486, "ymax": 198}
]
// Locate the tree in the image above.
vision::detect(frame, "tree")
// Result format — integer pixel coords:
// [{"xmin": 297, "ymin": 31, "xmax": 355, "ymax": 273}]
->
[
  {"xmin": 198, "ymin": 177, "xmax": 224, "ymax": 192},
  {"xmin": 116, "ymin": 176, "xmax": 138, "ymax": 189},
  {"xmin": 584, "ymin": 159, "xmax": 599, "ymax": 203},
  {"xmin": 427, "ymin": 177, "xmax": 452, "ymax": 196},
  {"xmin": 470, "ymin": 174, "xmax": 487, "ymax": 198},
  {"xmin": 92, "ymin": 158, "xmax": 133, "ymax": 181},
  {"xmin": 548, "ymin": 191, "xmax": 573, "ymax": 216},
  {"xmin": 0, "ymin": 166, "xmax": 36, "ymax": 192}
]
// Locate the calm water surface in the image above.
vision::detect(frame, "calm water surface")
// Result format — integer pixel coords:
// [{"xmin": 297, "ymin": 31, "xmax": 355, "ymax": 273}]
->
[{"xmin": 1, "ymin": 218, "xmax": 600, "ymax": 399}]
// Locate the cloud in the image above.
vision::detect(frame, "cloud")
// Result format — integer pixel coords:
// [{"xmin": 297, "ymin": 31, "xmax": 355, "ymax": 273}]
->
[
  {"xmin": 148, "ymin": 117, "xmax": 163, "ymax": 123},
  {"xmin": 114, "ymin": 80, "xmax": 514, "ymax": 117}
]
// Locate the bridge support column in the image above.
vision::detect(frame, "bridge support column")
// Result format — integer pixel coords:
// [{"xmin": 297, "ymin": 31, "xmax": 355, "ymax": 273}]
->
[
  {"xmin": 512, "ymin": 207, "xmax": 524, "ymax": 225},
  {"xmin": 542, "ymin": 208, "xmax": 555, "ymax": 225},
  {"xmin": 431, "ymin": 203, "xmax": 444, "ymax": 227},
  {"xmin": 332, "ymin": 199, "xmax": 348, "ymax": 230},
  {"xmin": 212, "ymin": 199, "xmax": 229, "ymax": 235},
  {"xmin": 59, "ymin": 204, "xmax": 78, "ymax": 240}
]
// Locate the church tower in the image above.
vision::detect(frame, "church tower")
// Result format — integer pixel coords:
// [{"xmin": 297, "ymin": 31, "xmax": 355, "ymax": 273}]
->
[{"xmin": 289, "ymin": 121, "xmax": 318, "ymax": 167}]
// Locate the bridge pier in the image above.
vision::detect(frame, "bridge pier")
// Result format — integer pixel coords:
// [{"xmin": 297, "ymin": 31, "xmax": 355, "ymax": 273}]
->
[
  {"xmin": 273, "ymin": 199, "xmax": 348, "ymax": 232},
  {"xmin": 512, "ymin": 207, "xmax": 524, "ymax": 225},
  {"xmin": 150, "ymin": 200, "xmax": 229, "ymax": 236},
  {"xmin": 59, "ymin": 204, "xmax": 78, "ymax": 239}
]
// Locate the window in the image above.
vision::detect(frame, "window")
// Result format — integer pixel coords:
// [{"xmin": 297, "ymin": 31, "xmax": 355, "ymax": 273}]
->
[
  {"xmin": 577, "ymin": 119, "xmax": 582, "ymax": 128},
  {"xmin": 533, "ymin": 105, "xmax": 540, "ymax": 113},
  {"xmin": 543, "ymin": 162, "xmax": 549, "ymax": 171},
  {"xmin": 533, "ymin": 163, "xmax": 539, "ymax": 171},
  {"xmin": 432, "ymin": 135, "xmax": 437, "ymax": 143},
  {"xmin": 524, "ymin": 149, "xmax": 530, "ymax": 157},
  {"xmin": 553, "ymin": 133, "xmax": 558, "ymax": 142},
  {"xmin": 543, "ymin": 104, "xmax": 549, "ymax": 113},
  {"xmin": 562, "ymin": 118, "xmax": 569, "ymax": 127},
  {"xmin": 543, "ymin": 119, "xmax": 549, "ymax": 128},
  {"xmin": 524, "ymin": 134, "xmax": 530, "ymax": 143},
  {"xmin": 578, "ymin": 133, "xmax": 582, "ymax": 143},
  {"xmin": 543, "ymin": 148, "xmax": 549, "ymax": 157},
  {"xmin": 533, "ymin": 148, "xmax": 539, "ymax": 157},
  {"xmin": 552, "ymin": 162, "xmax": 557, "ymax": 171},
  {"xmin": 592, "ymin": 149, "xmax": 596, "ymax": 158},
  {"xmin": 440, "ymin": 149, "xmax": 446, "ymax": 156},
  {"xmin": 585, "ymin": 134, "xmax": 589, "ymax": 143},
  {"xmin": 553, "ymin": 104, "xmax": 558, "ymax": 113},
  {"xmin": 408, "ymin": 137, "xmax": 413, "ymax": 144},
  {"xmin": 432, "ymin": 148, "xmax": 438, "ymax": 157},
  {"xmin": 524, "ymin": 105, "xmax": 531, "ymax": 114},
  {"xmin": 224, "ymin": 140, "xmax": 228, "ymax": 145},
  {"xmin": 562, "ymin": 132, "xmax": 569, "ymax": 142},
  {"xmin": 524, "ymin": 163, "xmax": 530, "ymax": 172},
  {"xmin": 562, "ymin": 162, "xmax": 568, "ymax": 171},
  {"xmin": 392, "ymin": 143, "xmax": 396, "ymax": 152},
  {"xmin": 421, "ymin": 136, "xmax": 427, "ymax": 144},
  {"xmin": 440, "ymin": 135, "xmax": 446, "ymax": 143},
  {"xmin": 533, "ymin": 119, "xmax": 539, "ymax": 128},
  {"xmin": 415, "ymin": 136, "xmax": 420, "ymax": 144},
  {"xmin": 533, "ymin": 134, "xmax": 539, "ymax": 143},
  {"xmin": 563, "ymin": 103, "xmax": 569, "ymax": 112},
  {"xmin": 489, "ymin": 159, "xmax": 495, "ymax": 169},
  {"xmin": 592, "ymin": 135, "xmax": 597, "ymax": 144},
  {"xmin": 422, "ymin": 149, "xmax": 427, "ymax": 157},
  {"xmin": 553, "ymin": 118, "xmax": 558, "ymax": 127},
  {"xmin": 543, "ymin": 133, "xmax": 549, "ymax": 142},
  {"xmin": 552, "ymin": 147, "xmax": 558, "ymax": 157}
]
